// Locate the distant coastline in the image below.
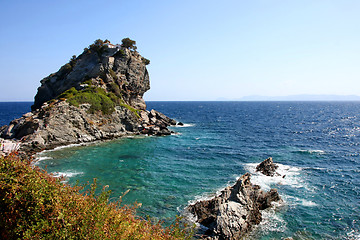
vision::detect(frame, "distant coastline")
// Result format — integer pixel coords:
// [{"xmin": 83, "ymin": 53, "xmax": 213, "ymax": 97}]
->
[
  {"xmin": 2, "ymin": 96, "xmax": 360, "ymax": 104},
  {"xmin": 217, "ymin": 94, "xmax": 360, "ymax": 101}
]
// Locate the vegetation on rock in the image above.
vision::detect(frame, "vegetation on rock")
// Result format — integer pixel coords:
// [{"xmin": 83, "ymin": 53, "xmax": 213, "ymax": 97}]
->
[
  {"xmin": 121, "ymin": 38, "xmax": 137, "ymax": 51},
  {"xmin": 55, "ymin": 81, "xmax": 141, "ymax": 116},
  {"xmin": 0, "ymin": 154, "xmax": 193, "ymax": 239}
]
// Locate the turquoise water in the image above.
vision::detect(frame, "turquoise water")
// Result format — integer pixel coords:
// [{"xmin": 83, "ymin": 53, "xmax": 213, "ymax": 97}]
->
[{"xmin": 19, "ymin": 102, "xmax": 360, "ymax": 239}]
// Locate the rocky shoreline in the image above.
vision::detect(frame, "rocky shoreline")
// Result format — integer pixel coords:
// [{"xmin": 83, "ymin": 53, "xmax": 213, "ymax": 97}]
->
[
  {"xmin": 186, "ymin": 158, "xmax": 282, "ymax": 240},
  {"xmin": 0, "ymin": 39, "xmax": 283, "ymax": 239},
  {"xmin": 0, "ymin": 101, "xmax": 178, "ymax": 157},
  {"xmin": 0, "ymin": 39, "xmax": 178, "ymax": 157}
]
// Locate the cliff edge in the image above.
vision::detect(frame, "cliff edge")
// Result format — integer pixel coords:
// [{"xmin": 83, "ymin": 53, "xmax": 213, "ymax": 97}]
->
[{"xmin": 0, "ymin": 39, "xmax": 176, "ymax": 154}]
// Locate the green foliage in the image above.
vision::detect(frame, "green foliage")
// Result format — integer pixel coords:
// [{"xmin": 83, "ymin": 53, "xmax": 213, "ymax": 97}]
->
[
  {"xmin": 82, "ymin": 78, "xmax": 93, "ymax": 86},
  {"xmin": 113, "ymin": 49, "xmax": 125, "ymax": 58},
  {"xmin": 89, "ymin": 39, "xmax": 108, "ymax": 56},
  {"xmin": 107, "ymin": 92, "xmax": 121, "ymax": 105},
  {"xmin": 67, "ymin": 88, "xmax": 115, "ymax": 115},
  {"xmin": 93, "ymin": 39, "xmax": 104, "ymax": 46},
  {"xmin": 55, "ymin": 80, "xmax": 141, "ymax": 117},
  {"xmin": 121, "ymin": 38, "xmax": 137, "ymax": 51},
  {"xmin": 0, "ymin": 154, "xmax": 193, "ymax": 239},
  {"xmin": 58, "ymin": 87, "xmax": 78, "ymax": 99},
  {"xmin": 109, "ymin": 82, "xmax": 121, "ymax": 97},
  {"xmin": 120, "ymin": 100, "xmax": 140, "ymax": 118},
  {"xmin": 57, "ymin": 86, "xmax": 117, "ymax": 115},
  {"xmin": 48, "ymin": 99, "xmax": 57, "ymax": 104},
  {"xmin": 69, "ymin": 55, "xmax": 77, "ymax": 67}
]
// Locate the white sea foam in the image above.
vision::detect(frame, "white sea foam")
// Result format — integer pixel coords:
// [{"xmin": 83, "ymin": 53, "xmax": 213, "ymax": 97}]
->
[
  {"xmin": 284, "ymin": 196, "xmax": 318, "ymax": 207},
  {"xmin": 297, "ymin": 149, "xmax": 325, "ymax": 154},
  {"xmin": 244, "ymin": 162, "xmax": 303, "ymax": 191},
  {"xmin": 52, "ymin": 171, "xmax": 84, "ymax": 182},
  {"xmin": 51, "ymin": 143, "xmax": 87, "ymax": 151},
  {"xmin": 171, "ymin": 132, "xmax": 182, "ymax": 136},
  {"xmin": 247, "ymin": 202, "xmax": 287, "ymax": 238},
  {"xmin": 32, "ymin": 154, "xmax": 53, "ymax": 166},
  {"xmin": 35, "ymin": 156, "xmax": 53, "ymax": 162},
  {"xmin": 174, "ymin": 123, "xmax": 195, "ymax": 128},
  {"xmin": 187, "ymin": 182, "xmax": 231, "ymax": 206},
  {"xmin": 301, "ymin": 199, "xmax": 317, "ymax": 207},
  {"xmin": 346, "ymin": 230, "xmax": 360, "ymax": 240},
  {"xmin": 258, "ymin": 206, "xmax": 286, "ymax": 232}
]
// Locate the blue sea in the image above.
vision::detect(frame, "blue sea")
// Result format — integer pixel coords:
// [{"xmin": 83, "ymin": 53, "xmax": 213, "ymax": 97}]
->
[{"xmin": 1, "ymin": 101, "xmax": 359, "ymax": 239}]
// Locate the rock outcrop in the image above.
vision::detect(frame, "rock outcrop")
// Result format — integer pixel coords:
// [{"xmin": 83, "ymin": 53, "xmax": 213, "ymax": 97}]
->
[
  {"xmin": 256, "ymin": 157, "xmax": 280, "ymax": 176},
  {"xmin": 32, "ymin": 40, "xmax": 149, "ymax": 111},
  {"xmin": 187, "ymin": 173, "xmax": 281, "ymax": 239},
  {"xmin": 0, "ymin": 39, "xmax": 176, "ymax": 155}
]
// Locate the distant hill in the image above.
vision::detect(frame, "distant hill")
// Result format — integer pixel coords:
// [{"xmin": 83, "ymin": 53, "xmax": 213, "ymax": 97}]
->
[{"xmin": 238, "ymin": 94, "xmax": 360, "ymax": 101}]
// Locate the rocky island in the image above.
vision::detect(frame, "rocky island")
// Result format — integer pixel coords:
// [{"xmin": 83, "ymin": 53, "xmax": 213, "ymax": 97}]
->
[{"xmin": 0, "ymin": 39, "xmax": 176, "ymax": 156}]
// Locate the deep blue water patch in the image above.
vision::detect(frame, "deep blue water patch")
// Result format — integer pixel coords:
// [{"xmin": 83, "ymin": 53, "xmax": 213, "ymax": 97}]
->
[{"xmin": 0, "ymin": 102, "xmax": 33, "ymax": 127}]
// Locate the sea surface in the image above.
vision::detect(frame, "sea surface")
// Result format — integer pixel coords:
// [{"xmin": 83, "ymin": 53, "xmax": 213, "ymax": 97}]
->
[{"xmin": 1, "ymin": 101, "xmax": 360, "ymax": 239}]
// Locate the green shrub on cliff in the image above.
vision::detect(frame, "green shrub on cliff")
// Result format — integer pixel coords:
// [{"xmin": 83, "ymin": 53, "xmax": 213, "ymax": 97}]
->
[
  {"xmin": 88, "ymin": 39, "xmax": 108, "ymax": 56},
  {"xmin": 119, "ymin": 100, "xmax": 141, "ymax": 118},
  {"xmin": 67, "ymin": 88, "xmax": 115, "ymax": 115},
  {"xmin": 69, "ymin": 55, "xmax": 77, "ymax": 68},
  {"xmin": 56, "ymin": 84, "xmax": 142, "ymax": 117},
  {"xmin": 0, "ymin": 154, "xmax": 193, "ymax": 239},
  {"xmin": 58, "ymin": 87, "xmax": 78, "ymax": 99},
  {"xmin": 109, "ymin": 82, "xmax": 121, "ymax": 97},
  {"xmin": 121, "ymin": 38, "xmax": 137, "ymax": 51}
]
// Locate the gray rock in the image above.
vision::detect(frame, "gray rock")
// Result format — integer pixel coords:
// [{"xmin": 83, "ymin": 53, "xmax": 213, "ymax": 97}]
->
[
  {"xmin": 32, "ymin": 43, "xmax": 150, "ymax": 111},
  {"xmin": 1, "ymin": 40, "xmax": 176, "ymax": 155},
  {"xmin": 256, "ymin": 157, "xmax": 280, "ymax": 176},
  {"xmin": 138, "ymin": 109, "xmax": 176, "ymax": 136},
  {"xmin": 187, "ymin": 173, "xmax": 281, "ymax": 239}
]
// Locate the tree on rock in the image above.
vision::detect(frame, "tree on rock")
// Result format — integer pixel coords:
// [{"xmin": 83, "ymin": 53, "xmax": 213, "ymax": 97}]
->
[{"xmin": 121, "ymin": 38, "xmax": 137, "ymax": 51}]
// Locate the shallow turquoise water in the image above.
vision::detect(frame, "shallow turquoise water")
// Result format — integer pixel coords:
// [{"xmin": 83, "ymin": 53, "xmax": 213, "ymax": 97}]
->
[{"xmin": 33, "ymin": 102, "xmax": 360, "ymax": 239}]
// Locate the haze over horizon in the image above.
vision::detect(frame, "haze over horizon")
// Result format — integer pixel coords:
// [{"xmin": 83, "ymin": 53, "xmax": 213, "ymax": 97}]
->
[{"xmin": 0, "ymin": 0, "xmax": 359, "ymax": 101}]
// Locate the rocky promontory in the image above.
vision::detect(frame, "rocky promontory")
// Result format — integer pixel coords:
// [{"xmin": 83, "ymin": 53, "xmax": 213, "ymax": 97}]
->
[
  {"xmin": 0, "ymin": 39, "xmax": 176, "ymax": 155},
  {"xmin": 187, "ymin": 161, "xmax": 282, "ymax": 239}
]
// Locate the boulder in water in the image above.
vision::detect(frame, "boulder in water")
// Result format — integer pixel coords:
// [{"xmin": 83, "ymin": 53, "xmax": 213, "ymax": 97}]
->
[
  {"xmin": 187, "ymin": 173, "xmax": 281, "ymax": 239},
  {"xmin": 256, "ymin": 157, "xmax": 280, "ymax": 177}
]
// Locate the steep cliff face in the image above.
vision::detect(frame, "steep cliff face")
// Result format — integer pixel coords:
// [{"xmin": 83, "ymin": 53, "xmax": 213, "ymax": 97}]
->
[
  {"xmin": 32, "ymin": 40, "xmax": 150, "ymax": 111},
  {"xmin": 0, "ymin": 39, "xmax": 176, "ymax": 154}
]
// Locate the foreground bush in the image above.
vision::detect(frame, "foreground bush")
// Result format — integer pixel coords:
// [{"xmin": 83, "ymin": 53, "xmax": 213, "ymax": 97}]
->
[{"xmin": 0, "ymin": 154, "xmax": 192, "ymax": 239}]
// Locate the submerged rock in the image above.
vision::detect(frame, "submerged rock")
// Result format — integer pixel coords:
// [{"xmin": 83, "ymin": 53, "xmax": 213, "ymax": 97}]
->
[
  {"xmin": 256, "ymin": 157, "xmax": 280, "ymax": 177},
  {"xmin": 187, "ymin": 173, "xmax": 281, "ymax": 239}
]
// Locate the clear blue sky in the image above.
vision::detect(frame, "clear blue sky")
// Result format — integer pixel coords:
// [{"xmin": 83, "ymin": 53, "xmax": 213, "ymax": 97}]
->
[{"xmin": 0, "ymin": 0, "xmax": 359, "ymax": 101}]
